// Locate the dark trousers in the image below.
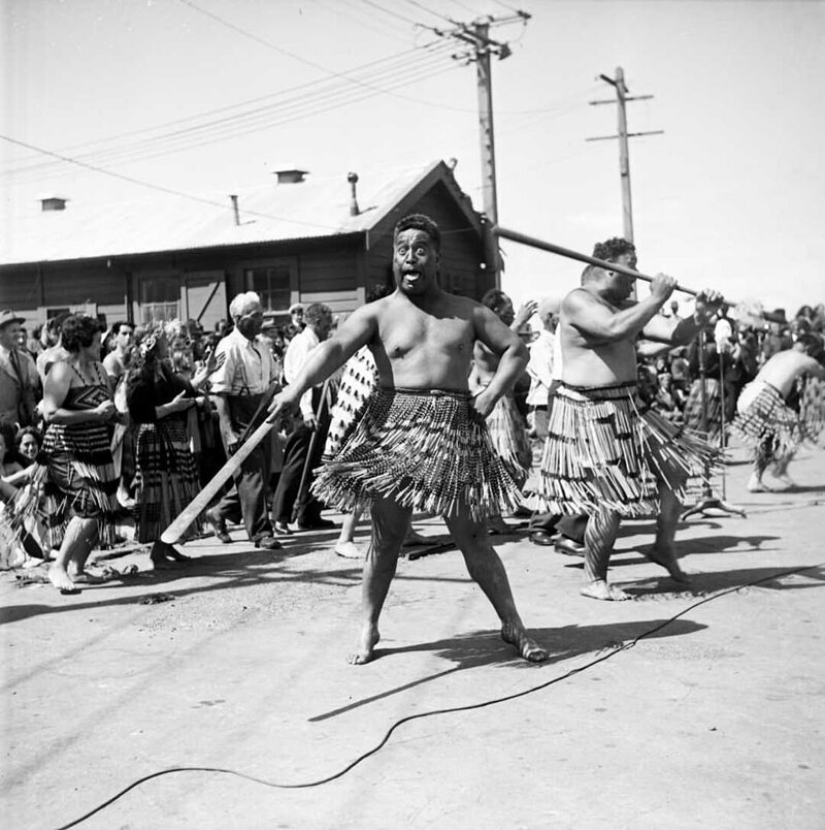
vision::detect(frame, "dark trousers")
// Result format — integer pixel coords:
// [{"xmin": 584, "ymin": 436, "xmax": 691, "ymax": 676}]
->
[
  {"xmin": 270, "ymin": 419, "xmax": 329, "ymax": 526},
  {"xmin": 529, "ymin": 512, "xmax": 589, "ymax": 543},
  {"xmin": 212, "ymin": 394, "xmax": 273, "ymax": 541}
]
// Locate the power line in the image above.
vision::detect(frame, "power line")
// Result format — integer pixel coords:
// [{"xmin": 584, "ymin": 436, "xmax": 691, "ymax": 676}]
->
[
  {"xmin": 357, "ymin": 0, "xmax": 422, "ymax": 28},
  {"xmin": 3, "ymin": 46, "xmax": 457, "ymax": 183},
  {"xmin": 401, "ymin": 0, "xmax": 455, "ymax": 24},
  {"xmin": 0, "ymin": 133, "xmax": 343, "ymax": 232},
  {"xmin": 3, "ymin": 43, "xmax": 443, "ymax": 172}
]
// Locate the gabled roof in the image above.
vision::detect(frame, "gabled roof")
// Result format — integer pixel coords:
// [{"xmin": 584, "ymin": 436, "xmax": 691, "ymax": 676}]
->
[{"xmin": 0, "ymin": 159, "xmax": 481, "ymax": 266}]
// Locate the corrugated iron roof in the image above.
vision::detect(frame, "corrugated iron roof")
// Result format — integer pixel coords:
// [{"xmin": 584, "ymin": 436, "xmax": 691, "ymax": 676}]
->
[{"xmin": 0, "ymin": 160, "xmax": 458, "ymax": 266}]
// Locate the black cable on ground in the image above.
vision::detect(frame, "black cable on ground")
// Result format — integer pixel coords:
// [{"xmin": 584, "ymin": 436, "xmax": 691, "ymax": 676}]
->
[{"xmin": 52, "ymin": 562, "xmax": 822, "ymax": 830}]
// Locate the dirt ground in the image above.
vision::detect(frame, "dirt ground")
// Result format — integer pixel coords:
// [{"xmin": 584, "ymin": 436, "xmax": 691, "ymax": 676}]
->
[{"xmin": 2, "ymin": 441, "xmax": 824, "ymax": 830}]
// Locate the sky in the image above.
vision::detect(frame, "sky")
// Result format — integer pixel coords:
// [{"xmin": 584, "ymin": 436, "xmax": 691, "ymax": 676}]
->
[{"xmin": 2, "ymin": 0, "xmax": 824, "ymax": 318}]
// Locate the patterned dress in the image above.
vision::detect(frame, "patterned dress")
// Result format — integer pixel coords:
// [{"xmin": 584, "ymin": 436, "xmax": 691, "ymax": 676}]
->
[
  {"xmin": 127, "ymin": 365, "xmax": 202, "ymax": 543},
  {"xmin": 25, "ymin": 366, "xmax": 119, "ymax": 548}
]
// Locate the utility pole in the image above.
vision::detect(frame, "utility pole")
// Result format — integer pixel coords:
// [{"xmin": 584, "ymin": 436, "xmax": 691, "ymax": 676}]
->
[
  {"xmin": 586, "ymin": 67, "xmax": 663, "ymax": 246},
  {"xmin": 432, "ymin": 12, "xmax": 530, "ymax": 286}
]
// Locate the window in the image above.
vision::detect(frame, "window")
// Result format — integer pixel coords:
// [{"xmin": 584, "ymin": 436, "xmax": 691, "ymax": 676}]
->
[
  {"xmin": 245, "ymin": 264, "xmax": 292, "ymax": 312},
  {"xmin": 140, "ymin": 277, "xmax": 180, "ymax": 323}
]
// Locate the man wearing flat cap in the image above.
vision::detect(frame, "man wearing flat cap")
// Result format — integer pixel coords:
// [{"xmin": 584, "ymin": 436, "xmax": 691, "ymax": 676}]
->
[{"xmin": 0, "ymin": 310, "xmax": 40, "ymax": 428}]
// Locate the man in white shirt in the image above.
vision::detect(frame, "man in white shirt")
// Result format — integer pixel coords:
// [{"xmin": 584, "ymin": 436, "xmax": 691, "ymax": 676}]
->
[
  {"xmin": 205, "ymin": 292, "xmax": 282, "ymax": 550},
  {"xmin": 271, "ymin": 302, "xmax": 335, "ymax": 533},
  {"xmin": 525, "ymin": 297, "xmax": 560, "ymax": 439}
]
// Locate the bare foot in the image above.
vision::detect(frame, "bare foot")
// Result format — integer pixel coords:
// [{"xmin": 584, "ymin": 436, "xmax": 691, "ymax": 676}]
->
[
  {"xmin": 49, "ymin": 565, "xmax": 79, "ymax": 594},
  {"xmin": 347, "ymin": 624, "xmax": 380, "ymax": 665},
  {"xmin": 70, "ymin": 571, "xmax": 107, "ymax": 585},
  {"xmin": 501, "ymin": 622, "xmax": 548, "ymax": 662},
  {"xmin": 747, "ymin": 476, "xmax": 774, "ymax": 493},
  {"xmin": 580, "ymin": 580, "xmax": 631, "ymax": 601},
  {"xmin": 644, "ymin": 546, "xmax": 691, "ymax": 583}
]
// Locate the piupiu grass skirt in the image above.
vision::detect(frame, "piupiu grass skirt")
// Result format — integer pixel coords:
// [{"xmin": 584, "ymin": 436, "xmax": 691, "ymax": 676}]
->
[
  {"xmin": 132, "ymin": 419, "xmax": 202, "ymax": 543},
  {"xmin": 532, "ymin": 381, "xmax": 719, "ymax": 516},
  {"xmin": 485, "ymin": 392, "xmax": 532, "ymax": 488},
  {"xmin": 312, "ymin": 386, "xmax": 521, "ymax": 520},
  {"xmin": 683, "ymin": 377, "xmax": 724, "ymax": 445},
  {"xmin": 731, "ymin": 381, "xmax": 811, "ymax": 464}
]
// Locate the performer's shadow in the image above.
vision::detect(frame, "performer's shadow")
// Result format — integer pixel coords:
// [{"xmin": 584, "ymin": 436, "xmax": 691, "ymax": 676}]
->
[
  {"xmin": 309, "ymin": 618, "xmax": 705, "ymax": 723},
  {"xmin": 620, "ymin": 563, "xmax": 825, "ymax": 600}
]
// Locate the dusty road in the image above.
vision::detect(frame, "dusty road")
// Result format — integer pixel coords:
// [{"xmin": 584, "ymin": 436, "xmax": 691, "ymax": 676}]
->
[{"xmin": 2, "ymin": 442, "xmax": 824, "ymax": 830}]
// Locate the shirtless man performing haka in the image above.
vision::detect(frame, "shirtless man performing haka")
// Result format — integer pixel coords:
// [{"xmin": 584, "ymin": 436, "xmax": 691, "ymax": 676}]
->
[
  {"xmin": 533, "ymin": 238, "xmax": 724, "ymax": 601},
  {"xmin": 267, "ymin": 214, "xmax": 547, "ymax": 664}
]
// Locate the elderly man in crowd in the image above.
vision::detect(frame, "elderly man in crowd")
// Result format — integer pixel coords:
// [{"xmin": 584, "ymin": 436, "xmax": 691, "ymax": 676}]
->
[
  {"xmin": 0, "ymin": 310, "xmax": 40, "ymax": 429},
  {"xmin": 204, "ymin": 292, "xmax": 282, "ymax": 550}
]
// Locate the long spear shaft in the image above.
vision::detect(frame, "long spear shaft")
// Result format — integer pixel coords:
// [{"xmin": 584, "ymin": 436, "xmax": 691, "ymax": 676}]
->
[{"xmin": 493, "ymin": 224, "xmax": 700, "ymax": 298}]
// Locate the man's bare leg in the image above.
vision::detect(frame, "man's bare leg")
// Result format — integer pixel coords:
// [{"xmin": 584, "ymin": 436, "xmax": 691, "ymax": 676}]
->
[
  {"xmin": 647, "ymin": 486, "xmax": 690, "ymax": 583},
  {"xmin": 348, "ymin": 498, "xmax": 410, "ymax": 665},
  {"xmin": 747, "ymin": 441, "xmax": 773, "ymax": 492},
  {"xmin": 581, "ymin": 507, "xmax": 627, "ymax": 600},
  {"xmin": 445, "ymin": 503, "xmax": 547, "ymax": 662},
  {"xmin": 771, "ymin": 452, "xmax": 795, "ymax": 488},
  {"xmin": 49, "ymin": 516, "xmax": 97, "ymax": 592}
]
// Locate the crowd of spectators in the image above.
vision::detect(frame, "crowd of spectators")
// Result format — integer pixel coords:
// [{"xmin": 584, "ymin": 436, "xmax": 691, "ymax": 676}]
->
[
  {"xmin": 1, "ymin": 295, "xmax": 823, "ymax": 574},
  {"xmin": 631, "ymin": 302, "xmax": 825, "ymax": 441},
  {"xmin": 0, "ymin": 302, "xmax": 311, "ymax": 569}
]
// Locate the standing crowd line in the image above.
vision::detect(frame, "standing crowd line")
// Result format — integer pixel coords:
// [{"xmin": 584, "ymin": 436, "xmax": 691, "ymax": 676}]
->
[{"xmin": 1, "ymin": 214, "xmax": 824, "ymax": 664}]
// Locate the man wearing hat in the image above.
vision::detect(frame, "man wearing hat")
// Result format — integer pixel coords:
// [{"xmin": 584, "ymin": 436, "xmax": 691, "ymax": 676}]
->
[
  {"xmin": 0, "ymin": 310, "xmax": 40, "ymax": 428},
  {"xmin": 288, "ymin": 303, "xmax": 305, "ymax": 333}
]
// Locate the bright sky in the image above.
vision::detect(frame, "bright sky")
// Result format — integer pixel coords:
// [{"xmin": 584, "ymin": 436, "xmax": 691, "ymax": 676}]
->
[{"xmin": 2, "ymin": 0, "xmax": 823, "ymax": 318}]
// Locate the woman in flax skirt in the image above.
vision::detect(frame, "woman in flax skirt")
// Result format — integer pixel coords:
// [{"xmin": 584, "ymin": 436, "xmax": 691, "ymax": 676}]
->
[{"xmin": 125, "ymin": 323, "xmax": 218, "ymax": 569}]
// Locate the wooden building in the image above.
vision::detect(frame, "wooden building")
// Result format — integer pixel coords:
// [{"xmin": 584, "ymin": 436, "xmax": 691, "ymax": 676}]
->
[{"xmin": 0, "ymin": 160, "xmax": 495, "ymax": 331}]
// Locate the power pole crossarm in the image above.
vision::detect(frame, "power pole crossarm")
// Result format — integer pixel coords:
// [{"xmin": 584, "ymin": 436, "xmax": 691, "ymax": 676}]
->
[
  {"xmin": 585, "ymin": 67, "xmax": 663, "ymax": 248},
  {"xmin": 429, "ymin": 12, "xmax": 531, "ymax": 287}
]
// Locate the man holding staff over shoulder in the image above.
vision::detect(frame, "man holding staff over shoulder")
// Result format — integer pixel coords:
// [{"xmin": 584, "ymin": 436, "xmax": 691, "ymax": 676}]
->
[
  {"xmin": 267, "ymin": 214, "xmax": 547, "ymax": 665},
  {"xmin": 534, "ymin": 237, "xmax": 724, "ymax": 601}
]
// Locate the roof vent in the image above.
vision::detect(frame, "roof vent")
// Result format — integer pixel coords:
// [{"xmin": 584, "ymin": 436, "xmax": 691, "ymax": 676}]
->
[
  {"xmin": 40, "ymin": 195, "xmax": 68, "ymax": 211},
  {"xmin": 272, "ymin": 168, "xmax": 308, "ymax": 184}
]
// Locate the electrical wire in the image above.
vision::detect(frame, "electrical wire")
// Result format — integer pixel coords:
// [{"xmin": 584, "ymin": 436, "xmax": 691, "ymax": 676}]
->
[
  {"xmin": 402, "ymin": 0, "xmax": 457, "ymax": 24},
  {"xmin": 3, "ymin": 45, "xmax": 457, "ymax": 183},
  {"xmin": 47, "ymin": 561, "xmax": 822, "ymax": 830},
  {"xmin": 357, "ymin": 0, "xmax": 423, "ymax": 28},
  {"xmin": 3, "ymin": 42, "xmax": 442, "ymax": 171},
  {"xmin": 0, "ymin": 133, "xmax": 345, "ymax": 233}
]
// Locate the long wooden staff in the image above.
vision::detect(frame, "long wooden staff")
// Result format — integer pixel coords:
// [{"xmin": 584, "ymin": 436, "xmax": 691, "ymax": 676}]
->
[
  {"xmin": 160, "ymin": 416, "xmax": 275, "ymax": 545},
  {"xmin": 494, "ymin": 225, "xmax": 703, "ymax": 297}
]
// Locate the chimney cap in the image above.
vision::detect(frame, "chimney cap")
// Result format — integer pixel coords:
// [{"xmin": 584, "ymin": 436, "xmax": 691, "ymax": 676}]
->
[
  {"xmin": 39, "ymin": 194, "xmax": 69, "ymax": 211},
  {"xmin": 271, "ymin": 167, "xmax": 309, "ymax": 184}
]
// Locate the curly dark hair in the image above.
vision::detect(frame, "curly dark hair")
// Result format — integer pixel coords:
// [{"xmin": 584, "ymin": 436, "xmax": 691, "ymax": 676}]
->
[
  {"xmin": 480, "ymin": 288, "xmax": 511, "ymax": 315},
  {"xmin": 393, "ymin": 214, "xmax": 442, "ymax": 251},
  {"xmin": 61, "ymin": 314, "xmax": 104, "ymax": 353},
  {"xmin": 592, "ymin": 237, "xmax": 636, "ymax": 262}
]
